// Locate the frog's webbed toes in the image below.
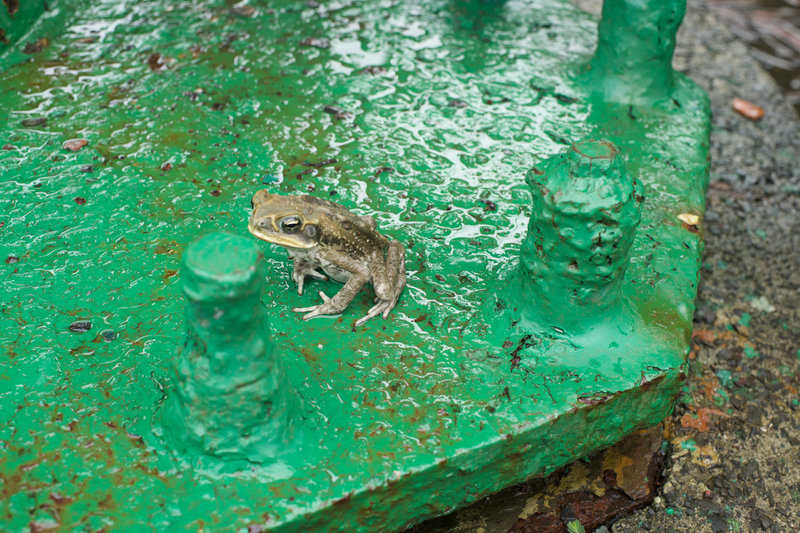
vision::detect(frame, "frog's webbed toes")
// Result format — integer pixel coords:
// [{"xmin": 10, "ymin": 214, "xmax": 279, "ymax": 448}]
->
[
  {"xmin": 294, "ymin": 274, "xmax": 306, "ymax": 296},
  {"xmin": 354, "ymin": 299, "xmax": 396, "ymax": 327},
  {"xmin": 292, "ymin": 291, "xmax": 340, "ymax": 320}
]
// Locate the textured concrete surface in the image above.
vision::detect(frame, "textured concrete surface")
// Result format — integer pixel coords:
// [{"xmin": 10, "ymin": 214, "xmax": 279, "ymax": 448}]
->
[{"xmin": 614, "ymin": 1, "xmax": 800, "ymax": 531}]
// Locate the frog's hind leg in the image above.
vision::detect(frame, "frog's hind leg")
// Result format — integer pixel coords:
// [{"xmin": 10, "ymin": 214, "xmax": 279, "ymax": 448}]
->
[
  {"xmin": 293, "ymin": 257, "xmax": 370, "ymax": 321},
  {"xmin": 293, "ymin": 273, "xmax": 369, "ymax": 320},
  {"xmin": 355, "ymin": 240, "xmax": 406, "ymax": 327}
]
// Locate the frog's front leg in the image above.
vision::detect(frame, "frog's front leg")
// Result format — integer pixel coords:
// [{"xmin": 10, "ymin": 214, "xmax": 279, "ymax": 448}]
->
[
  {"xmin": 293, "ymin": 259, "xmax": 369, "ymax": 320},
  {"xmin": 291, "ymin": 257, "xmax": 327, "ymax": 295},
  {"xmin": 355, "ymin": 240, "xmax": 406, "ymax": 327}
]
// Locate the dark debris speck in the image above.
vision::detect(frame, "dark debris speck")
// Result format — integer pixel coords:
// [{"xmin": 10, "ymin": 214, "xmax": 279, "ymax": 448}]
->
[
  {"xmin": 147, "ymin": 53, "xmax": 168, "ymax": 72},
  {"xmin": 303, "ymin": 158, "xmax": 337, "ymax": 168},
  {"xmin": 231, "ymin": 4, "xmax": 256, "ymax": 17},
  {"xmin": 22, "ymin": 37, "xmax": 48, "ymax": 54},
  {"xmin": 478, "ymin": 198, "xmax": 497, "ymax": 211},
  {"xmin": 220, "ymin": 33, "xmax": 238, "ymax": 50},
  {"xmin": 361, "ymin": 66, "xmax": 387, "ymax": 75},
  {"xmin": 69, "ymin": 321, "xmax": 92, "ymax": 333},
  {"xmin": 323, "ymin": 105, "xmax": 354, "ymax": 120},
  {"xmin": 20, "ymin": 117, "xmax": 47, "ymax": 127},
  {"xmin": 374, "ymin": 166, "xmax": 394, "ymax": 177},
  {"xmin": 300, "ymin": 37, "xmax": 330, "ymax": 49}
]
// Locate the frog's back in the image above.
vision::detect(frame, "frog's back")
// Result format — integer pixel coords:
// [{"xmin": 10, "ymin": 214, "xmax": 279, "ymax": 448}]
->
[{"xmin": 302, "ymin": 196, "xmax": 389, "ymax": 257}]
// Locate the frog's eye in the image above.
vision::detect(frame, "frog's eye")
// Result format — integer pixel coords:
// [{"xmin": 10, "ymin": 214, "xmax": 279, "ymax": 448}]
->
[{"xmin": 280, "ymin": 216, "xmax": 302, "ymax": 233}]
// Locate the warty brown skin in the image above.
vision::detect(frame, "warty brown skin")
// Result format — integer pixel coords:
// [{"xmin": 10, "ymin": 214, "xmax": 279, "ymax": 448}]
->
[{"xmin": 248, "ymin": 191, "xmax": 406, "ymax": 327}]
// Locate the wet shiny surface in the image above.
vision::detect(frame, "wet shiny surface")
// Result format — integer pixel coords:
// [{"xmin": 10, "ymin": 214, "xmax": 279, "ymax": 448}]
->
[{"xmin": 0, "ymin": 0, "xmax": 708, "ymax": 531}]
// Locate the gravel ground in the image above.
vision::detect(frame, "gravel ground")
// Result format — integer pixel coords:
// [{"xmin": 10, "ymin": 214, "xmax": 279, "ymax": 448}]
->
[{"xmin": 611, "ymin": 1, "xmax": 800, "ymax": 531}]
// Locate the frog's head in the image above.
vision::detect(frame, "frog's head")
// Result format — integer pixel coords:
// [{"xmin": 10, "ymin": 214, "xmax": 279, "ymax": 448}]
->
[{"xmin": 248, "ymin": 190, "xmax": 322, "ymax": 250}]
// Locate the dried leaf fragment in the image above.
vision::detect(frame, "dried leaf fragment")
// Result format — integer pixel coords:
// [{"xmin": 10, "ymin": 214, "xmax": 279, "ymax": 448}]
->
[
  {"xmin": 147, "ymin": 53, "xmax": 168, "ymax": 72},
  {"xmin": 691, "ymin": 444, "xmax": 720, "ymax": 468},
  {"xmin": 677, "ymin": 213, "xmax": 699, "ymax": 226},
  {"xmin": 692, "ymin": 328, "xmax": 716, "ymax": 345},
  {"xmin": 22, "ymin": 37, "xmax": 48, "ymax": 54},
  {"xmin": 732, "ymin": 98, "xmax": 765, "ymax": 121},
  {"xmin": 62, "ymin": 139, "xmax": 89, "ymax": 151},
  {"xmin": 300, "ymin": 37, "xmax": 330, "ymax": 49}
]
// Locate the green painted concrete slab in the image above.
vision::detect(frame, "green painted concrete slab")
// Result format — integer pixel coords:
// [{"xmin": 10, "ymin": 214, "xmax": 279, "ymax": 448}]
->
[{"xmin": 0, "ymin": 0, "xmax": 709, "ymax": 531}]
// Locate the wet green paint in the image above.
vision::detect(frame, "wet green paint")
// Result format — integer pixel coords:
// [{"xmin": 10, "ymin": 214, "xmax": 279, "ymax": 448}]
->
[
  {"xmin": 519, "ymin": 140, "xmax": 643, "ymax": 332},
  {"xmin": 739, "ymin": 312, "xmax": 752, "ymax": 327},
  {"xmin": 159, "ymin": 232, "xmax": 300, "ymax": 470},
  {"xmin": 0, "ymin": 0, "xmax": 79, "ymax": 70},
  {"xmin": 0, "ymin": 0, "xmax": 709, "ymax": 531},
  {"xmin": 0, "ymin": 1, "xmax": 46, "ymax": 51},
  {"xmin": 584, "ymin": 0, "xmax": 687, "ymax": 106}
]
